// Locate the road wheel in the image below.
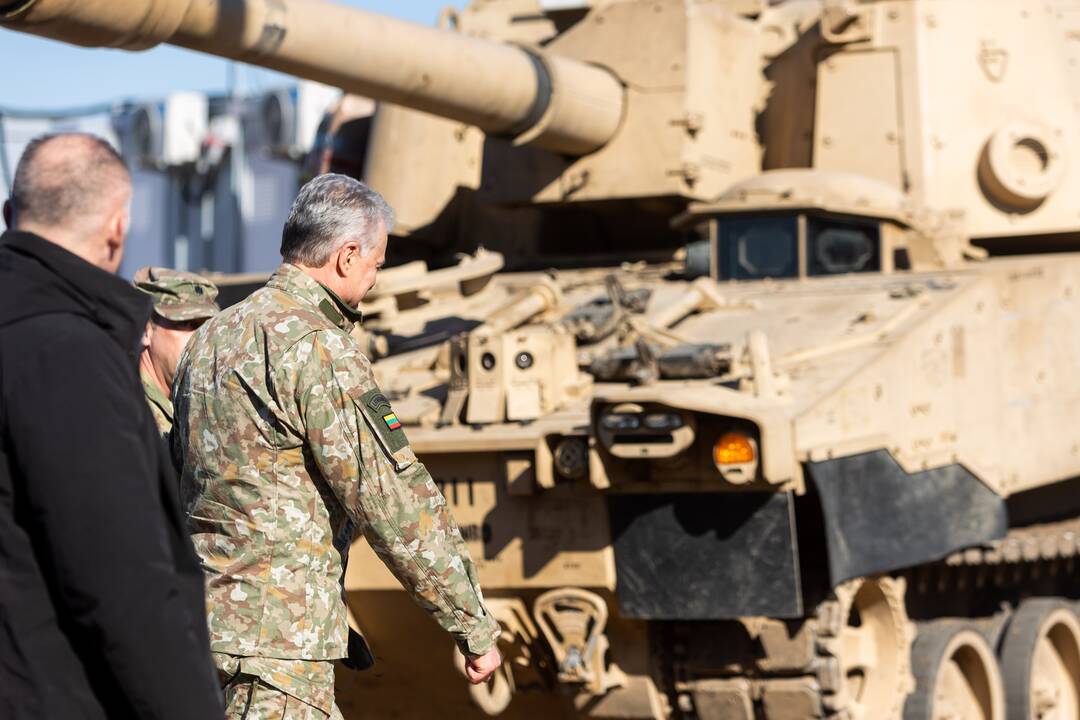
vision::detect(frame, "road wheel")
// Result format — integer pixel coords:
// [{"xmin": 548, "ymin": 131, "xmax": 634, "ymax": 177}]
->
[
  {"xmin": 817, "ymin": 576, "xmax": 915, "ymax": 720},
  {"xmin": 1000, "ymin": 599, "xmax": 1080, "ymax": 720},
  {"xmin": 904, "ymin": 620, "xmax": 1005, "ymax": 720}
]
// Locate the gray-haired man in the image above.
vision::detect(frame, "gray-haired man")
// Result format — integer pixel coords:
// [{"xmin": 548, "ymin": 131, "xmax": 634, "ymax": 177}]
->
[{"xmin": 172, "ymin": 173, "xmax": 501, "ymax": 718}]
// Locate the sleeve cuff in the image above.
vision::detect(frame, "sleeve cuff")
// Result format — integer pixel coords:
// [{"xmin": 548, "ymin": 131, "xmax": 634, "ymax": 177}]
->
[{"xmin": 456, "ymin": 612, "xmax": 502, "ymax": 656}]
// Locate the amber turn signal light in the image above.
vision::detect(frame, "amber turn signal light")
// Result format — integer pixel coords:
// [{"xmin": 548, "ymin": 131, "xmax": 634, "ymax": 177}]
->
[{"xmin": 713, "ymin": 432, "xmax": 755, "ymax": 465}]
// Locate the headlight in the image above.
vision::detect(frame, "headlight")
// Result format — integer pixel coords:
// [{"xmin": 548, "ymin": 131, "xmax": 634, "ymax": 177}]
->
[
  {"xmin": 596, "ymin": 405, "xmax": 695, "ymax": 459},
  {"xmin": 643, "ymin": 412, "xmax": 683, "ymax": 431},
  {"xmin": 600, "ymin": 413, "xmax": 641, "ymax": 431}
]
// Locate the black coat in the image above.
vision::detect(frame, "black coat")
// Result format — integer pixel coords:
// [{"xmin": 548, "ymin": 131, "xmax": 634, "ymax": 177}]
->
[{"xmin": 0, "ymin": 231, "xmax": 223, "ymax": 719}]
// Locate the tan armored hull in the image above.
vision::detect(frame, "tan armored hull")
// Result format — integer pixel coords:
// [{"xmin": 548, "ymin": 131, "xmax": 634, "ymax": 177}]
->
[{"xmin": 334, "ymin": 250, "xmax": 1080, "ymax": 717}]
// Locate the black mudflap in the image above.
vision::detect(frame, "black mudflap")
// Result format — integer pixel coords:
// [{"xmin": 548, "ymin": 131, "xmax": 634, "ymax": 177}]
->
[
  {"xmin": 608, "ymin": 492, "xmax": 802, "ymax": 619},
  {"xmin": 806, "ymin": 450, "xmax": 1007, "ymax": 586}
]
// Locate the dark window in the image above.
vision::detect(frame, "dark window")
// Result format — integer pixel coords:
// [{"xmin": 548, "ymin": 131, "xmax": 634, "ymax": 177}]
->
[
  {"xmin": 807, "ymin": 217, "xmax": 881, "ymax": 276},
  {"xmin": 717, "ymin": 216, "xmax": 798, "ymax": 281},
  {"xmin": 893, "ymin": 247, "xmax": 911, "ymax": 271}
]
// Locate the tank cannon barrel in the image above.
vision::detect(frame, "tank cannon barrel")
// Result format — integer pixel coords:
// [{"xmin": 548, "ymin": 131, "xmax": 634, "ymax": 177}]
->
[{"xmin": 0, "ymin": 0, "xmax": 624, "ymax": 155}]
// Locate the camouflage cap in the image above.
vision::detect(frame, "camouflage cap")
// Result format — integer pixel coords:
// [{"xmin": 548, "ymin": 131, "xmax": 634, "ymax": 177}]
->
[{"xmin": 133, "ymin": 266, "xmax": 221, "ymax": 322}]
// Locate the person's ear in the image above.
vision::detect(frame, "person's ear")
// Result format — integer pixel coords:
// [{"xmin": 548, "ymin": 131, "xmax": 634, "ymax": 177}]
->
[
  {"xmin": 141, "ymin": 321, "xmax": 154, "ymax": 352},
  {"xmin": 3, "ymin": 200, "xmax": 12, "ymax": 229},
  {"xmin": 104, "ymin": 206, "xmax": 128, "ymax": 267},
  {"xmin": 336, "ymin": 241, "xmax": 360, "ymax": 277}
]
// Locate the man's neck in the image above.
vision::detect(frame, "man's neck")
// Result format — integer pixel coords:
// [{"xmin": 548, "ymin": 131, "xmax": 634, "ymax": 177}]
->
[
  {"xmin": 291, "ymin": 261, "xmax": 340, "ymax": 293},
  {"xmin": 138, "ymin": 350, "xmax": 171, "ymax": 398},
  {"xmin": 16, "ymin": 222, "xmax": 101, "ymax": 269}
]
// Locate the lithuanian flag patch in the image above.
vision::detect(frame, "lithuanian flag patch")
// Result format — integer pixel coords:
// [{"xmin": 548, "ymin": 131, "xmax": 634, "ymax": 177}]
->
[{"xmin": 383, "ymin": 413, "xmax": 402, "ymax": 431}]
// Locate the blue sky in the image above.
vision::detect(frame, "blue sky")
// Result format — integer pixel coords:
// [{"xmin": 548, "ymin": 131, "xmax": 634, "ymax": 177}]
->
[{"xmin": 0, "ymin": 1, "xmax": 460, "ymax": 111}]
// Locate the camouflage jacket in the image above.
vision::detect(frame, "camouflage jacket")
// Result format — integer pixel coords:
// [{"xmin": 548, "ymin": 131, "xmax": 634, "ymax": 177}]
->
[
  {"xmin": 172, "ymin": 263, "xmax": 498, "ymax": 661},
  {"xmin": 140, "ymin": 367, "xmax": 173, "ymax": 442}
]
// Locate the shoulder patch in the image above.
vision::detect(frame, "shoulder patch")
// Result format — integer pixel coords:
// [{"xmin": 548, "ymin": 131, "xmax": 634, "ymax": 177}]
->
[{"xmin": 356, "ymin": 387, "xmax": 412, "ymax": 470}]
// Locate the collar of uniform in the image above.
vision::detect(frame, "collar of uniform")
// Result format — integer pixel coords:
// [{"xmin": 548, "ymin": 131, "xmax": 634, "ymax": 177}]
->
[
  {"xmin": 140, "ymin": 366, "xmax": 173, "ymax": 422},
  {"xmin": 266, "ymin": 263, "xmax": 363, "ymax": 332}
]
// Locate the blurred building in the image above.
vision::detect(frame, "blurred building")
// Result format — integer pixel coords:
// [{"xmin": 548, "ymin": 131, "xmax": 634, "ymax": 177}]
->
[{"xmin": 0, "ymin": 81, "xmax": 362, "ymax": 278}]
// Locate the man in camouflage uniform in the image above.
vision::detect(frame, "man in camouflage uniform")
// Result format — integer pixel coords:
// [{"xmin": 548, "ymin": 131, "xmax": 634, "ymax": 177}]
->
[
  {"xmin": 134, "ymin": 267, "xmax": 220, "ymax": 440},
  {"xmin": 172, "ymin": 174, "xmax": 502, "ymax": 719}
]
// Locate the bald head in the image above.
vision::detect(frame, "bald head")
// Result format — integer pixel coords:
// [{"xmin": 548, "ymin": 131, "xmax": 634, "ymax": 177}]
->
[{"xmin": 5, "ymin": 133, "xmax": 132, "ymax": 273}]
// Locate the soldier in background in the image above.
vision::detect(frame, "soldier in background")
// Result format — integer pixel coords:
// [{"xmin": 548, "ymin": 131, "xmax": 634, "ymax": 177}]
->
[
  {"xmin": 133, "ymin": 267, "xmax": 220, "ymax": 440},
  {"xmin": 172, "ymin": 173, "xmax": 502, "ymax": 719}
]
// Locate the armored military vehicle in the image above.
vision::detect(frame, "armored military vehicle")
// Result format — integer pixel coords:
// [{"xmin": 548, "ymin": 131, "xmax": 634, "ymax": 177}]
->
[{"xmin": 7, "ymin": 0, "xmax": 1080, "ymax": 718}]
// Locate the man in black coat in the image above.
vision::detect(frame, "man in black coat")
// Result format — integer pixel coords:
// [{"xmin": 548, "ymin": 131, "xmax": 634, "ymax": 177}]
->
[{"xmin": 0, "ymin": 133, "xmax": 223, "ymax": 719}]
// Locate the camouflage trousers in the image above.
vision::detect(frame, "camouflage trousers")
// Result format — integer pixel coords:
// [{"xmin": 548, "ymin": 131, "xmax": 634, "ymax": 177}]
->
[{"xmin": 215, "ymin": 652, "xmax": 343, "ymax": 720}]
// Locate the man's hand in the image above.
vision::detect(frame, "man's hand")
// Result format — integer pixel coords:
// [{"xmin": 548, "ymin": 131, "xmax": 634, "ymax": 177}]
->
[{"xmin": 464, "ymin": 647, "xmax": 503, "ymax": 684}]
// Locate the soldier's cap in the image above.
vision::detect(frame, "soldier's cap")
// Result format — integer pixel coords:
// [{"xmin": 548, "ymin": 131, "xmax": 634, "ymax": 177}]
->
[{"xmin": 133, "ymin": 266, "xmax": 221, "ymax": 322}]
